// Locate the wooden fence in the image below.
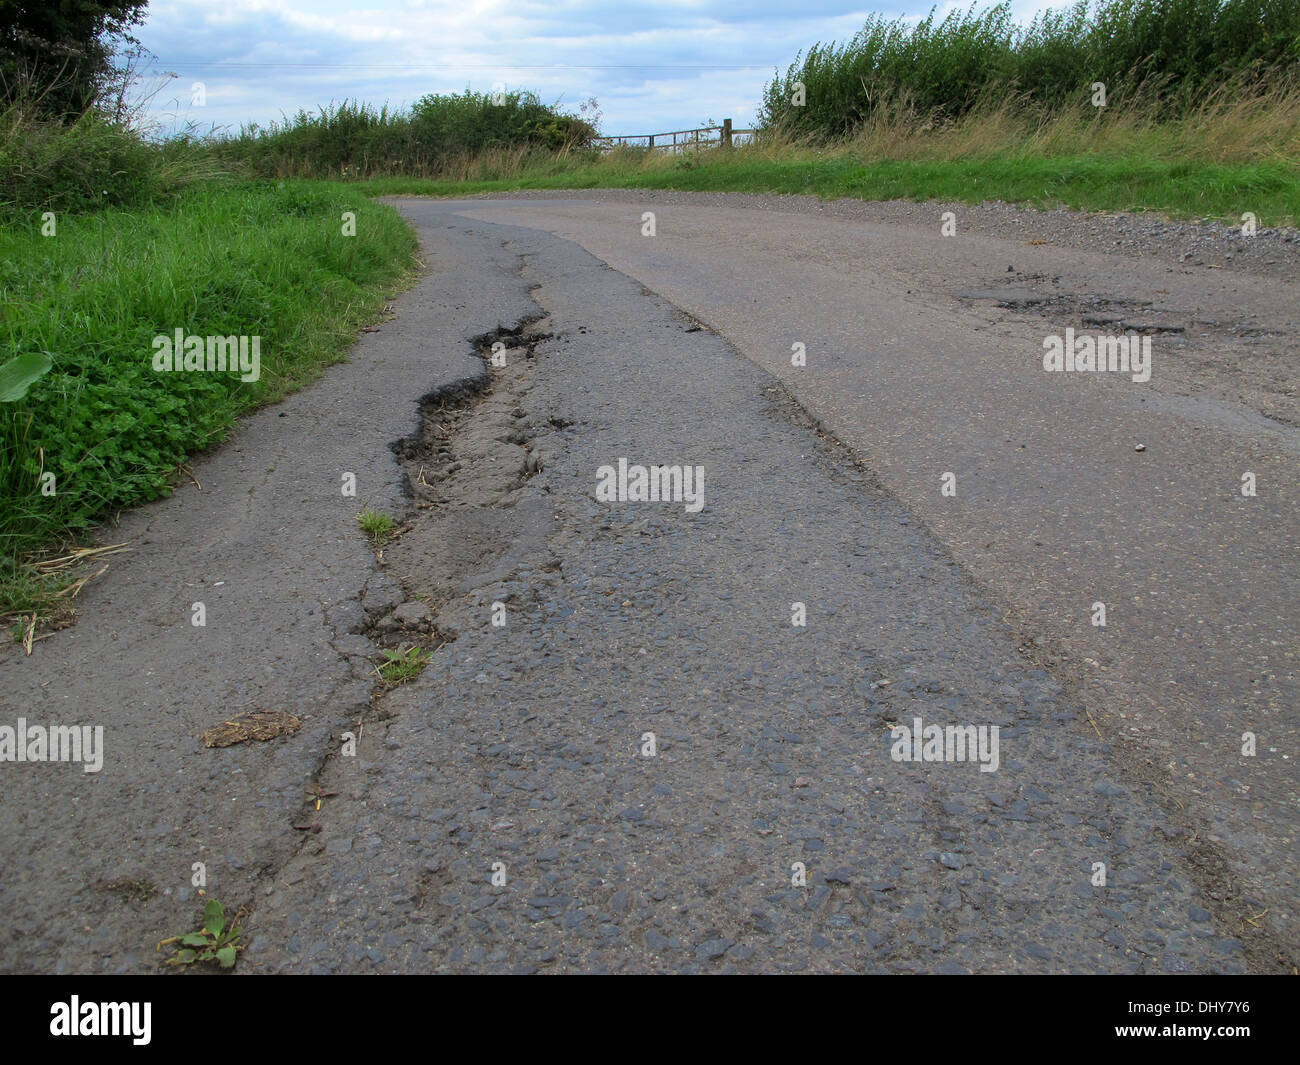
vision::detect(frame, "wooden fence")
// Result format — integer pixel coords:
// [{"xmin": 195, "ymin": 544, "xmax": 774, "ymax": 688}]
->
[{"xmin": 593, "ymin": 119, "xmax": 756, "ymax": 152}]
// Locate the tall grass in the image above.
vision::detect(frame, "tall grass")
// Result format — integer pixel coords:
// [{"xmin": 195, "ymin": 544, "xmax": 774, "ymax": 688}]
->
[
  {"xmin": 212, "ymin": 91, "xmax": 597, "ymax": 179},
  {"xmin": 837, "ymin": 74, "xmax": 1300, "ymax": 164},
  {"xmin": 356, "ymin": 78, "xmax": 1300, "ymax": 224},
  {"xmin": 761, "ymin": 0, "xmax": 1300, "ymax": 135},
  {"xmin": 0, "ymin": 99, "xmax": 220, "ymax": 210}
]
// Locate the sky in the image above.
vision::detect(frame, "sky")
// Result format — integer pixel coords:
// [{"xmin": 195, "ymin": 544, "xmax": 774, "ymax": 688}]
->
[{"xmin": 130, "ymin": 0, "xmax": 1052, "ymax": 138}]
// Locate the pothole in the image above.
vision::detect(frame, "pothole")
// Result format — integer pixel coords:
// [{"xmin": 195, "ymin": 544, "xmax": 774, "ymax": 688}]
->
[
  {"xmin": 957, "ymin": 275, "xmax": 1282, "ymax": 339},
  {"xmin": 251, "ymin": 312, "xmax": 569, "ymax": 924},
  {"xmin": 368, "ymin": 314, "xmax": 557, "ymax": 652}
]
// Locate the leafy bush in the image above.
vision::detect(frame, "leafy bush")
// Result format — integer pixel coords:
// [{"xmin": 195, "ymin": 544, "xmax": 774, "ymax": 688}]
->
[{"xmin": 212, "ymin": 91, "xmax": 597, "ymax": 179}]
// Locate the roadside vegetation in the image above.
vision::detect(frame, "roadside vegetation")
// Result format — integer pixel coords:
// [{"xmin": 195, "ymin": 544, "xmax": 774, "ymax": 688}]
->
[
  {"xmin": 0, "ymin": 5, "xmax": 419, "ymax": 626},
  {"xmin": 759, "ymin": 0, "xmax": 1300, "ymax": 134},
  {"xmin": 352, "ymin": 0, "xmax": 1300, "ymax": 225},
  {"xmin": 353, "ymin": 81, "xmax": 1300, "ymax": 224},
  {"xmin": 1, "ymin": 180, "xmax": 418, "ymax": 622},
  {"xmin": 210, "ymin": 91, "xmax": 599, "ymax": 179}
]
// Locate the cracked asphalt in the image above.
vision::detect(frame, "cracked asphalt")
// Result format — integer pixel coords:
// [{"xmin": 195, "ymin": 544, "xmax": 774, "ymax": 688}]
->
[{"xmin": 0, "ymin": 193, "xmax": 1293, "ymax": 974}]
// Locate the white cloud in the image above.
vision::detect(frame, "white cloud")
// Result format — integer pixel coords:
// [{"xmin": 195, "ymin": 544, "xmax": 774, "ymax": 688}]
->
[{"xmin": 134, "ymin": 0, "xmax": 1068, "ymax": 136}]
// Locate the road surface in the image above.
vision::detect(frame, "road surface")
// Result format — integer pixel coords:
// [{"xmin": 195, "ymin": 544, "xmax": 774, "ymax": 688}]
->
[{"xmin": 1, "ymin": 192, "xmax": 1294, "ymax": 973}]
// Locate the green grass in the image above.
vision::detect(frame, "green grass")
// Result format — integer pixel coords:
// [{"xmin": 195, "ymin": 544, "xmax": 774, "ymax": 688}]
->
[
  {"xmin": 375, "ymin": 645, "xmax": 431, "ymax": 684},
  {"xmin": 355, "ymin": 151, "xmax": 1300, "ymax": 225},
  {"xmin": 0, "ymin": 180, "xmax": 418, "ymax": 617},
  {"xmin": 761, "ymin": 0, "xmax": 1300, "ymax": 134},
  {"xmin": 209, "ymin": 92, "xmax": 597, "ymax": 179},
  {"xmin": 356, "ymin": 507, "xmax": 398, "ymax": 547}
]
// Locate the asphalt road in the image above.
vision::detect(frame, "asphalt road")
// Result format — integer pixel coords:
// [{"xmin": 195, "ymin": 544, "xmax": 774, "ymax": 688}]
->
[{"xmin": 0, "ymin": 193, "xmax": 1293, "ymax": 973}]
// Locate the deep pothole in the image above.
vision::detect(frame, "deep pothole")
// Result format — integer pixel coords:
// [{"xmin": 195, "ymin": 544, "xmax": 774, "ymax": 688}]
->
[{"xmin": 363, "ymin": 314, "xmax": 557, "ymax": 656}]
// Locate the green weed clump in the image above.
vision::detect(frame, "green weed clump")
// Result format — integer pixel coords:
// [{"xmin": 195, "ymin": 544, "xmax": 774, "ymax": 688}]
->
[
  {"xmin": 357, "ymin": 508, "xmax": 398, "ymax": 547},
  {"xmin": 158, "ymin": 898, "xmax": 244, "ymax": 969},
  {"xmin": 375, "ymin": 645, "xmax": 432, "ymax": 685}
]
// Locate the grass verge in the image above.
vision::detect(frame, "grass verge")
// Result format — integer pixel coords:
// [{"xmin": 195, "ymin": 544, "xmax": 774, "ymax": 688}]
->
[
  {"xmin": 351, "ymin": 83, "xmax": 1300, "ymax": 226},
  {"xmin": 356, "ymin": 150, "xmax": 1300, "ymax": 226},
  {"xmin": 1, "ymin": 180, "xmax": 419, "ymax": 625}
]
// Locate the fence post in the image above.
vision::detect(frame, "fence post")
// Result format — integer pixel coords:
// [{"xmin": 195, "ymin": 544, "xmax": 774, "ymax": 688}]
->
[
  {"xmin": 722, "ymin": 118, "xmax": 732, "ymax": 148},
  {"xmin": 648, "ymin": 135, "xmax": 654, "ymax": 149}
]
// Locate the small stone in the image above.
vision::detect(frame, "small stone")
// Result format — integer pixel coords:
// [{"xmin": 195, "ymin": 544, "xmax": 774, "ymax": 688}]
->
[{"xmin": 696, "ymin": 938, "xmax": 732, "ymax": 960}]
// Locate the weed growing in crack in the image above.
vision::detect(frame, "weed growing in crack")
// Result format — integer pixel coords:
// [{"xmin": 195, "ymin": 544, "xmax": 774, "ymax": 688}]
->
[
  {"xmin": 357, "ymin": 507, "xmax": 397, "ymax": 547},
  {"xmin": 375, "ymin": 644, "xmax": 431, "ymax": 684},
  {"xmin": 98, "ymin": 876, "xmax": 159, "ymax": 904},
  {"xmin": 157, "ymin": 898, "xmax": 244, "ymax": 970}
]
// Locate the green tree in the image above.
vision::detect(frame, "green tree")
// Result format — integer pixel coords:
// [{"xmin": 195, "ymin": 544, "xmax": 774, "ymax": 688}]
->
[{"xmin": 0, "ymin": 0, "xmax": 149, "ymax": 118}]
